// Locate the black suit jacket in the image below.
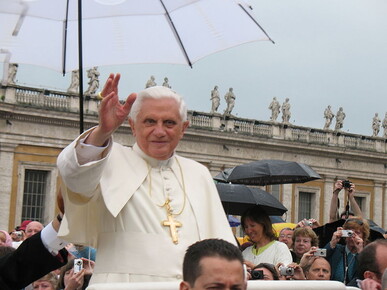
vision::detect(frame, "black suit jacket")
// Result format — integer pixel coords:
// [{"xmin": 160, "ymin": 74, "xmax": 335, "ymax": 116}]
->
[{"xmin": 0, "ymin": 231, "xmax": 68, "ymax": 290}]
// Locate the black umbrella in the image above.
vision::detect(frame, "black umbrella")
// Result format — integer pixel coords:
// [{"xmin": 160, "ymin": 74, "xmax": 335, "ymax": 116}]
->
[
  {"xmin": 216, "ymin": 183, "xmax": 287, "ymax": 216},
  {"xmin": 214, "ymin": 159, "xmax": 321, "ymax": 185}
]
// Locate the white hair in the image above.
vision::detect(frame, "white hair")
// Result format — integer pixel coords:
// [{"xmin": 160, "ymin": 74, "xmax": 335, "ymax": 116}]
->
[{"xmin": 129, "ymin": 86, "xmax": 187, "ymax": 122}]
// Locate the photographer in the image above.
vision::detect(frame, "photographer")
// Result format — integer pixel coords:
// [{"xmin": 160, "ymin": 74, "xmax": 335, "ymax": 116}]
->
[
  {"xmin": 329, "ymin": 180, "xmax": 363, "ymax": 223},
  {"xmin": 57, "ymin": 258, "xmax": 95, "ymax": 290},
  {"xmin": 324, "ymin": 217, "xmax": 370, "ymax": 285},
  {"xmin": 276, "ymin": 262, "xmax": 305, "ymax": 280},
  {"xmin": 299, "ymin": 247, "xmax": 331, "ymax": 280},
  {"xmin": 292, "ymin": 227, "xmax": 319, "ymax": 263},
  {"xmin": 250, "ymin": 263, "xmax": 279, "ymax": 280}
]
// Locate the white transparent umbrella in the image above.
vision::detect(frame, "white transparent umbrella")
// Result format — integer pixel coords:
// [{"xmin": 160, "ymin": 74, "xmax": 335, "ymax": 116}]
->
[
  {"xmin": 0, "ymin": 0, "xmax": 273, "ymax": 132},
  {"xmin": 0, "ymin": 0, "xmax": 273, "ymax": 73}
]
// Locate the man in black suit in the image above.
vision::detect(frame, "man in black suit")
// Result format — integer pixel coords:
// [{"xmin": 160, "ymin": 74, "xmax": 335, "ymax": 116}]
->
[{"xmin": 0, "ymin": 215, "xmax": 68, "ymax": 290}]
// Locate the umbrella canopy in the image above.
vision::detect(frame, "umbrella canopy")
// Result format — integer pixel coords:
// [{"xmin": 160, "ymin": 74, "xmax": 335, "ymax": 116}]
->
[
  {"xmin": 214, "ymin": 159, "xmax": 321, "ymax": 186},
  {"xmin": 0, "ymin": 0, "xmax": 273, "ymax": 73},
  {"xmin": 216, "ymin": 183, "xmax": 287, "ymax": 216},
  {"xmin": 1, "ymin": 0, "xmax": 273, "ymax": 134}
]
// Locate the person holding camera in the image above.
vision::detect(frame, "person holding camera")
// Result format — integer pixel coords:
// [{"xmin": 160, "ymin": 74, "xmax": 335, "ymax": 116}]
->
[
  {"xmin": 329, "ymin": 180, "xmax": 363, "ymax": 223},
  {"xmin": 275, "ymin": 262, "xmax": 305, "ymax": 280},
  {"xmin": 296, "ymin": 218, "xmax": 320, "ymax": 229},
  {"xmin": 57, "ymin": 258, "xmax": 95, "ymax": 290},
  {"xmin": 292, "ymin": 227, "xmax": 319, "ymax": 263},
  {"xmin": 298, "ymin": 247, "xmax": 331, "ymax": 280},
  {"xmin": 324, "ymin": 217, "xmax": 370, "ymax": 285},
  {"xmin": 250, "ymin": 263, "xmax": 280, "ymax": 280}
]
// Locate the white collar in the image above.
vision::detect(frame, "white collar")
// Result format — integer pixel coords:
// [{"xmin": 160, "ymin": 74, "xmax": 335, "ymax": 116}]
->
[{"xmin": 133, "ymin": 143, "xmax": 175, "ymax": 169}]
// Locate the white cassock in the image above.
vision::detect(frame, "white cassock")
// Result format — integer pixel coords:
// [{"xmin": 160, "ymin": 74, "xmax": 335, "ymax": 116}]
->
[{"xmin": 57, "ymin": 129, "xmax": 235, "ymax": 284}]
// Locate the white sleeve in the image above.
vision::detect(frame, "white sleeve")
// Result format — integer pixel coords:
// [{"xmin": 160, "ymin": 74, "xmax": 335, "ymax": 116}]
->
[
  {"xmin": 40, "ymin": 222, "xmax": 68, "ymax": 256},
  {"xmin": 275, "ymin": 242, "xmax": 293, "ymax": 266},
  {"xmin": 76, "ymin": 135, "xmax": 110, "ymax": 165}
]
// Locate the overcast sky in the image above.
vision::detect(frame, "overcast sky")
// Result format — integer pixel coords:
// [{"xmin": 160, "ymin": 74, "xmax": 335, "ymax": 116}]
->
[{"xmin": 3, "ymin": 0, "xmax": 387, "ymax": 136}]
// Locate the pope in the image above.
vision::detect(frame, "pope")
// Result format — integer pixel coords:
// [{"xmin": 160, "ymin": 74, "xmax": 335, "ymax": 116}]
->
[{"xmin": 57, "ymin": 73, "xmax": 235, "ymax": 284}]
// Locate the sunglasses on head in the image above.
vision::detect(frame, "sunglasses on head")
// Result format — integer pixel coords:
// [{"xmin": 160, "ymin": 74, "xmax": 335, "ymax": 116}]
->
[{"xmin": 344, "ymin": 218, "xmax": 363, "ymax": 226}]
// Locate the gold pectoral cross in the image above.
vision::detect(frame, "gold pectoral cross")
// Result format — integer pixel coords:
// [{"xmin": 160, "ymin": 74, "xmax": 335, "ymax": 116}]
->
[{"xmin": 161, "ymin": 199, "xmax": 182, "ymax": 244}]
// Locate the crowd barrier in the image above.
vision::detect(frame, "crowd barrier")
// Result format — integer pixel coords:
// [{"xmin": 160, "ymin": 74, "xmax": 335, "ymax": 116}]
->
[{"xmin": 87, "ymin": 280, "xmax": 360, "ymax": 290}]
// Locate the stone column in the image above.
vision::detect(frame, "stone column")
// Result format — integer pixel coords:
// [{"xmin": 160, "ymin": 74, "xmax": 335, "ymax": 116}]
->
[
  {"xmin": 0, "ymin": 143, "xmax": 16, "ymax": 230},
  {"xmin": 281, "ymin": 184, "xmax": 293, "ymax": 222},
  {"xmin": 225, "ymin": 118, "xmax": 235, "ymax": 132},
  {"xmin": 373, "ymin": 182, "xmax": 384, "ymax": 226},
  {"xmin": 211, "ymin": 115, "xmax": 222, "ymax": 130}
]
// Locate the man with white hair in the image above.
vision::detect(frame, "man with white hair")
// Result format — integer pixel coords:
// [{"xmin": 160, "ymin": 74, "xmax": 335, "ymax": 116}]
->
[
  {"xmin": 57, "ymin": 73, "xmax": 235, "ymax": 284},
  {"xmin": 25, "ymin": 221, "xmax": 44, "ymax": 239}
]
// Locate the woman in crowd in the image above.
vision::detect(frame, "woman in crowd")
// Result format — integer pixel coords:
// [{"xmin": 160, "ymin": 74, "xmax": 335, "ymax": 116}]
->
[
  {"xmin": 0, "ymin": 230, "xmax": 12, "ymax": 247},
  {"xmin": 32, "ymin": 272, "xmax": 58, "ymax": 290},
  {"xmin": 251, "ymin": 263, "xmax": 280, "ymax": 280},
  {"xmin": 292, "ymin": 227, "xmax": 319, "ymax": 263},
  {"xmin": 57, "ymin": 258, "xmax": 94, "ymax": 290},
  {"xmin": 241, "ymin": 206, "xmax": 292, "ymax": 274},
  {"xmin": 325, "ymin": 216, "xmax": 369, "ymax": 285}
]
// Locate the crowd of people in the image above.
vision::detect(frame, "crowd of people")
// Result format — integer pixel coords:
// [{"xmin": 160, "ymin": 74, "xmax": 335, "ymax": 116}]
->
[
  {"xmin": 0, "ymin": 74, "xmax": 386, "ymax": 290},
  {"xmin": 1, "ymin": 203, "xmax": 385, "ymax": 289}
]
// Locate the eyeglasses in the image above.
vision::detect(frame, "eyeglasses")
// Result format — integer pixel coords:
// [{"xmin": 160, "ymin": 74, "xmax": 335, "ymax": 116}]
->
[{"xmin": 279, "ymin": 235, "xmax": 293, "ymax": 239}]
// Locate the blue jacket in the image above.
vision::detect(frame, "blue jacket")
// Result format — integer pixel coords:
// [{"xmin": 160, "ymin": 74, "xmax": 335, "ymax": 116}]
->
[{"xmin": 324, "ymin": 242, "xmax": 358, "ymax": 284}]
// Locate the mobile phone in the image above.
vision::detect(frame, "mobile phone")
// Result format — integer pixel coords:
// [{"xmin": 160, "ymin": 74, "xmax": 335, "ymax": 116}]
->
[{"xmin": 74, "ymin": 259, "xmax": 83, "ymax": 273}]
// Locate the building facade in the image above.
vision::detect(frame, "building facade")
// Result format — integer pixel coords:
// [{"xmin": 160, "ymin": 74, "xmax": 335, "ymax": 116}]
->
[{"xmin": 1, "ymin": 84, "xmax": 386, "ymax": 233}]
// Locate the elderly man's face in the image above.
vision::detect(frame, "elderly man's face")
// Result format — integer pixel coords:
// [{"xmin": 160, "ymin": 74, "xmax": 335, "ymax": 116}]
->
[
  {"xmin": 279, "ymin": 229, "xmax": 294, "ymax": 249},
  {"xmin": 180, "ymin": 256, "xmax": 246, "ymax": 290},
  {"xmin": 129, "ymin": 98, "xmax": 189, "ymax": 160},
  {"xmin": 305, "ymin": 258, "xmax": 331, "ymax": 280},
  {"xmin": 25, "ymin": 221, "xmax": 43, "ymax": 238}
]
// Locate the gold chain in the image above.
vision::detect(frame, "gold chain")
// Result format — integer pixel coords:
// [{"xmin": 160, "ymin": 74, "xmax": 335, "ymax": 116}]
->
[{"xmin": 147, "ymin": 157, "xmax": 186, "ymax": 216}]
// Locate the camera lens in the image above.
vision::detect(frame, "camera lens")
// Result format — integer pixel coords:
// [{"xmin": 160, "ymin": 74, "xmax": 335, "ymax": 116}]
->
[
  {"xmin": 343, "ymin": 180, "xmax": 351, "ymax": 188},
  {"xmin": 251, "ymin": 270, "xmax": 264, "ymax": 280}
]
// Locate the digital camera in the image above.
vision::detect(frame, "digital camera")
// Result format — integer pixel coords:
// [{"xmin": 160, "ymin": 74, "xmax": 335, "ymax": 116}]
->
[
  {"xmin": 73, "ymin": 259, "xmax": 83, "ymax": 273},
  {"xmin": 13, "ymin": 231, "xmax": 23, "ymax": 238},
  {"xmin": 279, "ymin": 266, "xmax": 294, "ymax": 276},
  {"xmin": 303, "ymin": 220, "xmax": 313, "ymax": 227},
  {"xmin": 313, "ymin": 248, "xmax": 327, "ymax": 257},
  {"xmin": 341, "ymin": 230, "xmax": 354, "ymax": 238},
  {"xmin": 250, "ymin": 269, "xmax": 264, "ymax": 280},
  {"xmin": 342, "ymin": 180, "xmax": 352, "ymax": 189}
]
